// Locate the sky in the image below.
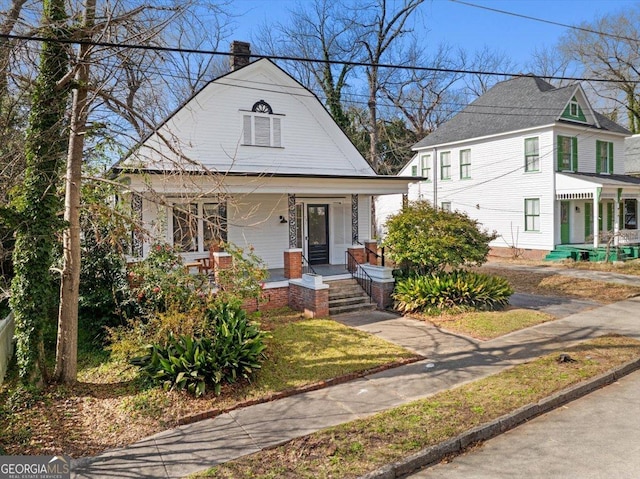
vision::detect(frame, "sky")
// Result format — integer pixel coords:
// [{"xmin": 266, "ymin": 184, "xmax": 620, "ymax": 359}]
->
[{"xmin": 229, "ymin": 0, "xmax": 638, "ymax": 69}]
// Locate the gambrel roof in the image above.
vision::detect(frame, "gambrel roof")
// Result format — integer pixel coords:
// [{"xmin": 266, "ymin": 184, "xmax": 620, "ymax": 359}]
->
[
  {"xmin": 414, "ymin": 76, "xmax": 630, "ymax": 149},
  {"xmin": 116, "ymin": 58, "xmax": 377, "ymax": 177}
]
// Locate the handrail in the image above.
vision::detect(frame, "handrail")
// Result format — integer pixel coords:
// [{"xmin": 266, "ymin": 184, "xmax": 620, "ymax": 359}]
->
[
  {"xmin": 345, "ymin": 250, "xmax": 373, "ymax": 303},
  {"xmin": 301, "ymin": 252, "xmax": 317, "ymax": 275},
  {"xmin": 357, "ymin": 240, "xmax": 385, "ymax": 267}
]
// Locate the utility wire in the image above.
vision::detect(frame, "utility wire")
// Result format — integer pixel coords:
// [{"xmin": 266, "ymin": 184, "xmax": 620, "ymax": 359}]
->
[
  {"xmin": 1, "ymin": 31, "xmax": 640, "ymax": 84},
  {"xmin": 450, "ymin": 0, "xmax": 638, "ymax": 44}
]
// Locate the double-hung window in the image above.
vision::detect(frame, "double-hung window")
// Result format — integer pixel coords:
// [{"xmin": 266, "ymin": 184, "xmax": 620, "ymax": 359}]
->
[
  {"xmin": 411, "ymin": 165, "xmax": 418, "ymax": 176},
  {"xmin": 441, "ymin": 202, "xmax": 452, "ymax": 212},
  {"xmin": 596, "ymin": 140, "xmax": 614, "ymax": 174},
  {"xmin": 421, "ymin": 154, "xmax": 431, "ymax": 181},
  {"xmin": 524, "ymin": 198, "xmax": 540, "ymax": 231},
  {"xmin": 524, "ymin": 137, "xmax": 539, "ymax": 172},
  {"xmin": 557, "ymin": 135, "xmax": 577, "ymax": 172},
  {"xmin": 440, "ymin": 151, "xmax": 451, "ymax": 180},
  {"xmin": 459, "ymin": 149, "xmax": 471, "ymax": 179}
]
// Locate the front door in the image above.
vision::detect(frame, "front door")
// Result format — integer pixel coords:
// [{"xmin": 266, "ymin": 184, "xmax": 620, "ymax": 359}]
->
[
  {"xmin": 307, "ymin": 204, "xmax": 329, "ymax": 265},
  {"xmin": 561, "ymin": 201, "xmax": 570, "ymax": 244}
]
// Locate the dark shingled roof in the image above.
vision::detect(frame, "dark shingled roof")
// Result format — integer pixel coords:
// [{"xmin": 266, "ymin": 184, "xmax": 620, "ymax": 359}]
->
[{"xmin": 414, "ymin": 76, "xmax": 630, "ymax": 149}]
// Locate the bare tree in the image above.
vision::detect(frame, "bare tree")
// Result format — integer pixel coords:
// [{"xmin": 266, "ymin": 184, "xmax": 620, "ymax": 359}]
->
[
  {"xmin": 559, "ymin": 7, "xmax": 640, "ymax": 133},
  {"xmin": 462, "ymin": 45, "xmax": 517, "ymax": 100},
  {"xmin": 352, "ymin": 0, "xmax": 424, "ymax": 172},
  {"xmin": 255, "ymin": 0, "xmax": 359, "ymax": 131},
  {"xmin": 525, "ymin": 45, "xmax": 576, "ymax": 87}
]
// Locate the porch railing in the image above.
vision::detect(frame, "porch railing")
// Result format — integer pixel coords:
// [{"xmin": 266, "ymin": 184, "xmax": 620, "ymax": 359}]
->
[
  {"xmin": 345, "ymin": 250, "xmax": 373, "ymax": 303},
  {"xmin": 360, "ymin": 241, "xmax": 385, "ymax": 267},
  {"xmin": 301, "ymin": 252, "xmax": 317, "ymax": 275}
]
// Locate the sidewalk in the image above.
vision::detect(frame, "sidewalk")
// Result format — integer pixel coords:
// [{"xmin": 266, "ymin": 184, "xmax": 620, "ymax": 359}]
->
[{"xmin": 72, "ymin": 296, "xmax": 640, "ymax": 478}]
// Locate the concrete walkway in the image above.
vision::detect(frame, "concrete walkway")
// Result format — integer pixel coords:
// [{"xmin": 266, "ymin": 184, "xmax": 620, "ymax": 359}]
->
[{"xmin": 72, "ymin": 293, "xmax": 640, "ymax": 478}]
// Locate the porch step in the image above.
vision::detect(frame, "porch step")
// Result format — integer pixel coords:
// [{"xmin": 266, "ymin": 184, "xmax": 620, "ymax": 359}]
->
[{"xmin": 328, "ymin": 278, "xmax": 377, "ymax": 315}]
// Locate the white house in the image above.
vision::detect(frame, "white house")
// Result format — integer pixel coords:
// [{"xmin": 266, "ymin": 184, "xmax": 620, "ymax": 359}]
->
[
  {"xmin": 378, "ymin": 76, "xmax": 640, "ymax": 261},
  {"xmin": 113, "ymin": 42, "xmax": 409, "ymax": 314}
]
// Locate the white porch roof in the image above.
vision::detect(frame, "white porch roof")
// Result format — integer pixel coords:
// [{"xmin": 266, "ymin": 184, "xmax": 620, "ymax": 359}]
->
[
  {"xmin": 124, "ymin": 171, "xmax": 413, "ymax": 196},
  {"xmin": 556, "ymin": 172, "xmax": 640, "ymax": 200}
]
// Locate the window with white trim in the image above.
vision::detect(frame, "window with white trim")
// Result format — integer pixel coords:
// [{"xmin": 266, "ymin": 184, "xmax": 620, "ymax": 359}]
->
[
  {"xmin": 170, "ymin": 201, "xmax": 224, "ymax": 253},
  {"xmin": 440, "ymin": 151, "xmax": 451, "ymax": 180},
  {"xmin": 524, "ymin": 137, "xmax": 539, "ymax": 172},
  {"xmin": 242, "ymin": 100, "xmax": 283, "ymax": 147},
  {"xmin": 524, "ymin": 198, "xmax": 540, "ymax": 231},
  {"xmin": 459, "ymin": 149, "xmax": 471, "ymax": 179},
  {"xmin": 421, "ymin": 154, "xmax": 431, "ymax": 181},
  {"xmin": 411, "ymin": 165, "xmax": 418, "ymax": 176},
  {"xmin": 441, "ymin": 202, "xmax": 451, "ymax": 212}
]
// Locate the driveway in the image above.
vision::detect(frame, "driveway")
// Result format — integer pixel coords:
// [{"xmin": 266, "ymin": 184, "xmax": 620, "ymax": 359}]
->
[{"xmin": 407, "ymin": 369, "xmax": 640, "ymax": 478}]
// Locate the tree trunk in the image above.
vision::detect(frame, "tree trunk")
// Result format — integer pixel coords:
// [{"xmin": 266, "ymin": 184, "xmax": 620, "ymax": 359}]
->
[
  {"xmin": 54, "ymin": 0, "xmax": 95, "ymax": 384},
  {"xmin": 10, "ymin": 0, "xmax": 69, "ymax": 386}
]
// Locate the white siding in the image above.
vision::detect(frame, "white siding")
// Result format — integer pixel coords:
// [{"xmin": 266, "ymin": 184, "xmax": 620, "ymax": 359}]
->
[
  {"xmin": 413, "ymin": 129, "xmax": 557, "ymax": 250},
  {"xmin": 126, "ymin": 60, "xmax": 375, "ymax": 177},
  {"xmin": 227, "ymin": 194, "xmax": 289, "ymax": 268}
]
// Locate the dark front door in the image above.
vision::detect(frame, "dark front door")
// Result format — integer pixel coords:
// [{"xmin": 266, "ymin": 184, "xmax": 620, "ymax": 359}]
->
[{"xmin": 307, "ymin": 204, "xmax": 329, "ymax": 265}]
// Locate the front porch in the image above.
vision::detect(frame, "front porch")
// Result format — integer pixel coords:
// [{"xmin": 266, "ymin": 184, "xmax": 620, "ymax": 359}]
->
[{"xmin": 545, "ymin": 243, "xmax": 640, "ymax": 262}]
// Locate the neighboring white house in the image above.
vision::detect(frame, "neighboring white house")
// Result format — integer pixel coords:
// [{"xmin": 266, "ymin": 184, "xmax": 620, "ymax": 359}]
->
[
  {"xmin": 378, "ymin": 76, "xmax": 640, "ymax": 259},
  {"xmin": 114, "ymin": 42, "xmax": 411, "ymax": 271}
]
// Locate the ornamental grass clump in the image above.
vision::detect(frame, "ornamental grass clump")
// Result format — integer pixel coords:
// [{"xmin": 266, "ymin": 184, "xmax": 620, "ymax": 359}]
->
[{"xmin": 393, "ymin": 270, "xmax": 513, "ymax": 314}]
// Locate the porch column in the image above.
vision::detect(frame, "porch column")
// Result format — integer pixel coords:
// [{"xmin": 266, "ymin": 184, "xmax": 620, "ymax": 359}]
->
[
  {"xmin": 131, "ymin": 193, "xmax": 143, "ymax": 257},
  {"xmin": 284, "ymin": 248, "xmax": 302, "ymax": 279},
  {"xmin": 593, "ymin": 187, "xmax": 601, "ymax": 248},
  {"xmin": 288, "ymin": 194, "xmax": 297, "ymax": 248},
  {"xmin": 351, "ymin": 194, "xmax": 359, "ymax": 244},
  {"xmin": 614, "ymin": 188, "xmax": 622, "ymax": 247}
]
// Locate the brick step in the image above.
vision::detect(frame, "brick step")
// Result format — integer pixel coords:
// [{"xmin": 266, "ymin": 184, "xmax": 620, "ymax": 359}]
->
[{"xmin": 329, "ymin": 288, "xmax": 367, "ymax": 300}]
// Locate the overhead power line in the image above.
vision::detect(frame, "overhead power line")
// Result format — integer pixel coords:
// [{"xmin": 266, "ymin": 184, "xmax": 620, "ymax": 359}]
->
[
  {"xmin": 1, "ymin": 31, "xmax": 639, "ymax": 84},
  {"xmin": 449, "ymin": 0, "xmax": 638, "ymax": 44}
]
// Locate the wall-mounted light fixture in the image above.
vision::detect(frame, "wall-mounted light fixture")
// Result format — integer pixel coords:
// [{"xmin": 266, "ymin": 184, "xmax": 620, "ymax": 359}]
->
[
  {"xmin": 575, "ymin": 206, "xmax": 580, "ymax": 213},
  {"xmin": 279, "ymin": 215, "xmax": 288, "ymax": 224}
]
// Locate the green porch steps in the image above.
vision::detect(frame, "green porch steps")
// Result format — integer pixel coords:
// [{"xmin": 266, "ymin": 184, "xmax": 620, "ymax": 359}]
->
[{"xmin": 544, "ymin": 245, "xmax": 640, "ymax": 262}]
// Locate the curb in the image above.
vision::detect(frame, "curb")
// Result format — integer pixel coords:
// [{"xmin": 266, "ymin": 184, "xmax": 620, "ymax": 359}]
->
[{"xmin": 357, "ymin": 356, "xmax": 640, "ymax": 479}]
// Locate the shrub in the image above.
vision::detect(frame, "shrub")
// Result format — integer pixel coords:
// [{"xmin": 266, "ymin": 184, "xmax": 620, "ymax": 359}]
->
[
  {"xmin": 131, "ymin": 302, "xmax": 266, "ymax": 396},
  {"xmin": 383, "ymin": 201, "xmax": 497, "ymax": 276},
  {"xmin": 393, "ymin": 270, "xmax": 513, "ymax": 314},
  {"xmin": 128, "ymin": 243, "xmax": 209, "ymax": 314}
]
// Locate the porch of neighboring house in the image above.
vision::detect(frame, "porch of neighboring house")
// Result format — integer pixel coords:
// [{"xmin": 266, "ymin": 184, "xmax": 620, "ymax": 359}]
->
[{"xmin": 547, "ymin": 172, "xmax": 640, "ymax": 262}]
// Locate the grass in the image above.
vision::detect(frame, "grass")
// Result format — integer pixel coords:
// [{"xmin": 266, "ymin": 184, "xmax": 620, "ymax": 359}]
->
[
  {"xmin": 195, "ymin": 334, "xmax": 640, "ymax": 479},
  {"xmin": 479, "ymin": 265, "xmax": 640, "ymax": 303},
  {"xmin": 0, "ymin": 309, "xmax": 417, "ymax": 458},
  {"xmin": 424, "ymin": 308, "xmax": 555, "ymax": 340}
]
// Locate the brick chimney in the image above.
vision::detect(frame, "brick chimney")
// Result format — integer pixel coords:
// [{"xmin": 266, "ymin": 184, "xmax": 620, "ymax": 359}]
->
[{"xmin": 230, "ymin": 41, "xmax": 251, "ymax": 71}]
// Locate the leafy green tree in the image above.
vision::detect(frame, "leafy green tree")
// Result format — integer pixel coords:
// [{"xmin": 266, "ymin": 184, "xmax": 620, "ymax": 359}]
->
[
  {"xmin": 383, "ymin": 200, "xmax": 497, "ymax": 276},
  {"xmin": 9, "ymin": 0, "xmax": 69, "ymax": 385}
]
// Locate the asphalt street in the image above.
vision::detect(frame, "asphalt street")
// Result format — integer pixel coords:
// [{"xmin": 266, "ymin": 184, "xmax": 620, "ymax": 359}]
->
[{"xmin": 407, "ymin": 369, "xmax": 640, "ymax": 479}]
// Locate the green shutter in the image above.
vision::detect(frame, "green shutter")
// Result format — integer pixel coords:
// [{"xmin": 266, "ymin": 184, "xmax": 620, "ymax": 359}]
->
[
  {"xmin": 571, "ymin": 137, "xmax": 578, "ymax": 172},
  {"xmin": 557, "ymin": 136, "xmax": 563, "ymax": 171},
  {"xmin": 585, "ymin": 202, "xmax": 592, "ymax": 238},
  {"xmin": 608, "ymin": 142, "xmax": 614, "ymax": 174},
  {"xmin": 596, "ymin": 140, "xmax": 601, "ymax": 174},
  {"xmin": 607, "ymin": 203, "xmax": 614, "ymax": 231}
]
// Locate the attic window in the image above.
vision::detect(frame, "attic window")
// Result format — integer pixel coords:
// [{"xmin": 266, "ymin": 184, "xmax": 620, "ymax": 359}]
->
[
  {"xmin": 242, "ymin": 100, "xmax": 283, "ymax": 148},
  {"xmin": 562, "ymin": 96, "xmax": 586, "ymax": 122}
]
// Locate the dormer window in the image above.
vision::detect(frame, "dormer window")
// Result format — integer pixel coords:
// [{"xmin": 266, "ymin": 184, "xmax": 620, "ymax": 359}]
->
[
  {"xmin": 562, "ymin": 96, "xmax": 586, "ymax": 122},
  {"xmin": 242, "ymin": 100, "xmax": 283, "ymax": 148}
]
